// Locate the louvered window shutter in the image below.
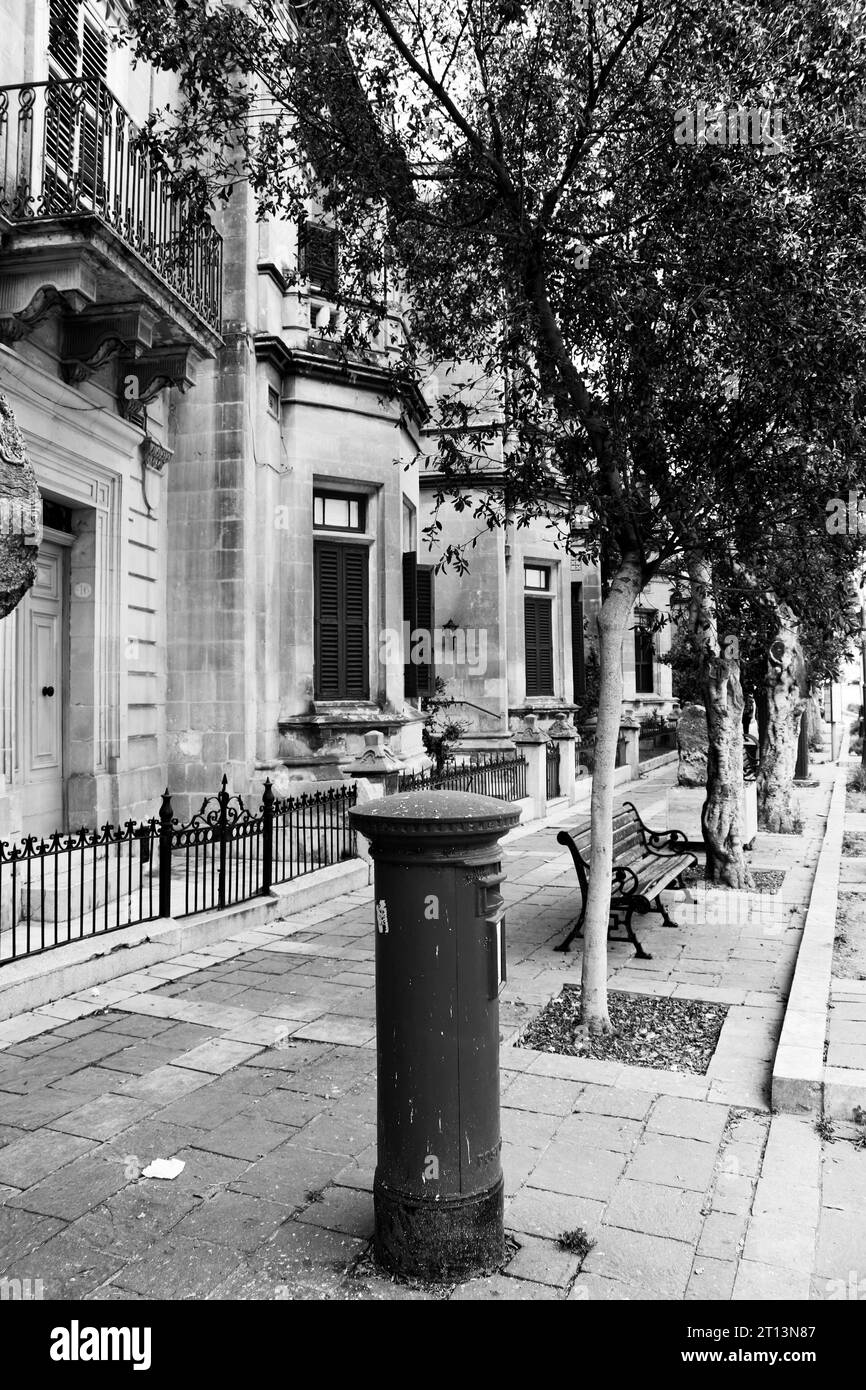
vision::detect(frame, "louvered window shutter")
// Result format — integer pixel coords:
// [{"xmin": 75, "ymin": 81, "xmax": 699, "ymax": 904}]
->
[
  {"xmin": 416, "ymin": 565, "xmax": 435, "ymax": 697},
  {"xmin": 525, "ymin": 597, "xmax": 554, "ymax": 697},
  {"xmin": 48, "ymin": 0, "xmax": 80, "ymax": 74},
  {"xmin": 81, "ymin": 17, "xmax": 108, "ymax": 79},
  {"xmin": 44, "ymin": 83, "xmax": 76, "ymax": 195},
  {"xmin": 342, "ymin": 545, "xmax": 369, "ymax": 698},
  {"xmin": 298, "ymin": 220, "xmax": 339, "ymax": 298},
  {"xmin": 402, "ymin": 552, "xmax": 418, "ymax": 699},
  {"xmin": 45, "ymin": 0, "xmax": 79, "ymax": 203},
  {"xmin": 524, "ymin": 598, "xmax": 539, "ymax": 696},
  {"xmin": 315, "ymin": 542, "xmax": 342, "ymax": 699},
  {"xmin": 537, "ymin": 599, "xmax": 554, "ymax": 694},
  {"xmin": 78, "ymin": 21, "xmax": 108, "ymax": 205},
  {"xmin": 315, "ymin": 542, "xmax": 369, "ymax": 700},
  {"xmin": 571, "ymin": 583, "xmax": 586, "ymax": 699}
]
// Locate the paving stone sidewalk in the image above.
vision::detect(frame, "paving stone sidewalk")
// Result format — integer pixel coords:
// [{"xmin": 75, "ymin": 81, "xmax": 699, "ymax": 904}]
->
[{"xmin": 0, "ymin": 758, "xmax": 858, "ymax": 1301}]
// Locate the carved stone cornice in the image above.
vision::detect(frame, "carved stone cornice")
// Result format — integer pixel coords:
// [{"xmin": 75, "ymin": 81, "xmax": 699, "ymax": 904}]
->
[{"xmin": 253, "ymin": 333, "xmax": 429, "ymax": 425}]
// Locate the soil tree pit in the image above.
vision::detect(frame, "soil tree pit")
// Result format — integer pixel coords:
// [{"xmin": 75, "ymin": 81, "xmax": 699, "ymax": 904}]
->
[{"xmin": 521, "ymin": 986, "xmax": 729, "ymax": 1073}]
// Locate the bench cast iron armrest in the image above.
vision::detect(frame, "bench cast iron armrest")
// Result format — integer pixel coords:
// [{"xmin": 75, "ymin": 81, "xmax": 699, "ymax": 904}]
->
[
  {"xmin": 622, "ymin": 801, "xmax": 688, "ymax": 856},
  {"xmin": 611, "ymin": 862, "xmax": 640, "ymax": 898}
]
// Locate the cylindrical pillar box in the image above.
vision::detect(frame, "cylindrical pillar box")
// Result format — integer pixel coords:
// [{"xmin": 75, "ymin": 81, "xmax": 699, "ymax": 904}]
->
[{"xmin": 349, "ymin": 789, "xmax": 521, "ymax": 1280}]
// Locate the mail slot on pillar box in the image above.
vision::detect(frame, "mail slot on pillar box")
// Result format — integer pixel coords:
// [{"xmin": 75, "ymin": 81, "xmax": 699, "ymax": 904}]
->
[{"xmin": 349, "ymin": 789, "xmax": 521, "ymax": 1280}]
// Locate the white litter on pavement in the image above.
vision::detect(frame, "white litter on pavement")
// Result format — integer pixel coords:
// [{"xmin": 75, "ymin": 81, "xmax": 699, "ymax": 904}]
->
[{"xmin": 141, "ymin": 1158, "xmax": 186, "ymax": 1180}]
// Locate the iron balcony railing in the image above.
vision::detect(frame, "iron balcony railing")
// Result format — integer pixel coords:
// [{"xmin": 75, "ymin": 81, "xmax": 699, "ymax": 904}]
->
[{"xmin": 0, "ymin": 78, "xmax": 222, "ymax": 331}]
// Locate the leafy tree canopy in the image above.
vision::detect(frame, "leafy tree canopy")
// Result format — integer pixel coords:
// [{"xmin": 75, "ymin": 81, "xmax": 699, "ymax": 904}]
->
[{"xmin": 124, "ymin": 0, "xmax": 866, "ymax": 584}]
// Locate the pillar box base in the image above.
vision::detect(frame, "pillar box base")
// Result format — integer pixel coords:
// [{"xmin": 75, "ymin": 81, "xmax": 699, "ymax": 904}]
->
[{"xmin": 374, "ymin": 1173, "xmax": 505, "ymax": 1280}]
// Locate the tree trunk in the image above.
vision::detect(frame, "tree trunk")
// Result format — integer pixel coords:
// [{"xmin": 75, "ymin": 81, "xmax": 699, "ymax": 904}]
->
[
  {"xmin": 580, "ymin": 554, "xmax": 643, "ymax": 1035},
  {"xmin": 688, "ymin": 556, "xmax": 752, "ymax": 888},
  {"xmin": 701, "ymin": 658, "xmax": 753, "ymax": 886},
  {"xmin": 757, "ymin": 603, "xmax": 806, "ymax": 833}
]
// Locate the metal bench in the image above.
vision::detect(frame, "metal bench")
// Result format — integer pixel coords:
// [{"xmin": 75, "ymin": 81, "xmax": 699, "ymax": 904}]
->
[{"xmin": 555, "ymin": 801, "xmax": 696, "ymax": 959}]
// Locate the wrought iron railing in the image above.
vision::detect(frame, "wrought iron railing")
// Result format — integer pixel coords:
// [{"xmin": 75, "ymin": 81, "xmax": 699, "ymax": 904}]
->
[
  {"xmin": 397, "ymin": 752, "xmax": 527, "ymax": 800},
  {"xmin": 0, "ymin": 819, "xmax": 159, "ymax": 963},
  {"xmin": 168, "ymin": 777, "xmax": 358, "ymax": 918},
  {"xmin": 0, "ymin": 78, "xmax": 222, "ymax": 330},
  {"xmin": 546, "ymin": 741, "xmax": 561, "ymax": 798},
  {"xmin": 171, "ymin": 778, "xmax": 266, "ymax": 918},
  {"xmin": 271, "ymin": 785, "xmax": 357, "ymax": 887},
  {"xmin": 0, "ymin": 777, "xmax": 358, "ymax": 962}
]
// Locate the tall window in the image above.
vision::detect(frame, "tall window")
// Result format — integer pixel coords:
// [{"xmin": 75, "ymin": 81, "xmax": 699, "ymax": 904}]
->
[
  {"xmin": 313, "ymin": 489, "xmax": 370, "ymax": 699},
  {"xmin": 524, "ymin": 566, "xmax": 554, "ymax": 697},
  {"xmin": 634, "ymin": 610, "xmax": 655, "ymax": 694}
]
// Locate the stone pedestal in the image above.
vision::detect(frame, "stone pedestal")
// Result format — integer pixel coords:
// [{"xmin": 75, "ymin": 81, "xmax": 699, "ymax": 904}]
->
[
  {"xmin": 514, "ymin": 714, "xmax": 548, "ymax": 820},
  {"xmin": 620, "ymin": 720, "xmax": 641, "ymax": 776},
  {"xmin": 346, "ymin": 732, "xmax": 404, "ymax": 858},
  {"xmin": 548, "ymin": 717, "xmax": 578, "ymax": 805}
]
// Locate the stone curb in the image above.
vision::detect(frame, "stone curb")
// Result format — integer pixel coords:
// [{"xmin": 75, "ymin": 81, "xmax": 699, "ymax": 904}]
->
[
  {"xmin": 0, "ymin": 857, "xmax": 370, "ymax": 1022},
  {"xmin": 771, "ymin": 745, "xmax": 847, "ymax": 1115}
]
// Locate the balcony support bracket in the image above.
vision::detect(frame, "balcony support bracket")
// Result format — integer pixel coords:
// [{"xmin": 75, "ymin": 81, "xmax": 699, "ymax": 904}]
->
[
  {"xmin": 0, "ymin": 284, "xmax": 79, "ymax": 347},
  {"xmin": 60, "ymin": 302, "xmax": 159, "ymax": 384},
  {"xmin": 118, "ymin": 345, "xmax": 196, "ymax": 423}
]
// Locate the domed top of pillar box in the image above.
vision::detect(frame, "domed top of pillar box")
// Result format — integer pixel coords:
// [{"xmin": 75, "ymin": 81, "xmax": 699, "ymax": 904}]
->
[{"xmin": 349, "ymin": 790, "xmax": 521, "ymax": 854}]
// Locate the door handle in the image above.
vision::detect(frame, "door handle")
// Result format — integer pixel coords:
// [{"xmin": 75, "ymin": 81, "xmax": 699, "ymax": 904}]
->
[{"xmin": 42, "ymin": 686, "xmax": 55, "ymax": 697}]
